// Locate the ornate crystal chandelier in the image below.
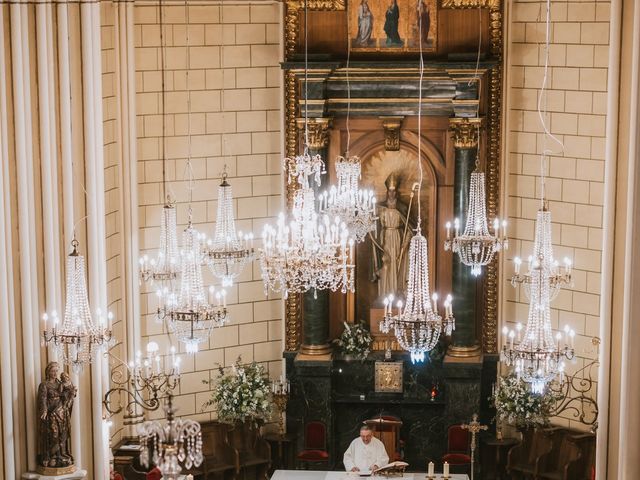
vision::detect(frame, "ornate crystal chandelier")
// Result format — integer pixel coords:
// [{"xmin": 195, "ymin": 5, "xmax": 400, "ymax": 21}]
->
[
  {"xmin": 138, "ymin": 393, "xmax": 203, "ymax": 479},
  {"xmin": 204, "ymin": 169, "xmax": 254, "ymax": 287},
  {"xmin": 380, "ymin": 234, "xmax": 455, "ymax": 363},
  {"xmin": 321, "ymin": 155, "xmax": 377, "ymax": 243},
  {"xmin": 259, "ymin": 151, "xmax": 355, "ymax": 297},
  {"xmin": 139, "ymin": 201, "xmax": 180, "ymax": 284},
  {"xmin": 157, "ymin": 217, "xmax": 228, "ymax": 354},
  {"xmin": 42, "ymin": 239, "xmax": 113, "ymax": 370},
  {"xmin": 378, "ymin": 15, "xmax": 454, "ymax": 364},
  {"xmin": 501, "ymin": 206, "xmax": 575, "ymax": 393},
  {"xmin": 444, "ymin": 149, "xmax": 508, "ymax": 275}
]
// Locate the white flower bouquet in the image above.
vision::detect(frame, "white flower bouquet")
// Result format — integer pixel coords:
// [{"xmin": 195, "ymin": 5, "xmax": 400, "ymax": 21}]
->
[
  {"xmin": 334, "ymin": 321, "xmax": 373, "ymax": 360},
  {"xmin": 492, "ymin": 374, "xmax": 562, "ymax": 429},
  {"xmin": 203, "ymin": 357, "xmax": 272, "ymax": 426}
]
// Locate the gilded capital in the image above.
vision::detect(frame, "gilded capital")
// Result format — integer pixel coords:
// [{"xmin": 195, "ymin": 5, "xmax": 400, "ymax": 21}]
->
[
  {"xmin": 296, "ymin": 117, "xmax": 332, "ymax": 150},
  {"xmin": 380, "ymin": 116, "xmax": 404, "ymax": 151},
  {"xmin": 449, "ymin": 117, "xmax": 484, "ymax": 149}
]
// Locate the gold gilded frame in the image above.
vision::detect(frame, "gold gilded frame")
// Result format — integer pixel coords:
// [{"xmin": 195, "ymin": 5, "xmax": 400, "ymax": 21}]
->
[{"xmin": 283, "ymin": 0, "xmax": 503, "ymax": 354}]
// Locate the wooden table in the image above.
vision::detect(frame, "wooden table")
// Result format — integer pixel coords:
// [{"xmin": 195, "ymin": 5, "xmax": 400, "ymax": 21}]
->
[
  {"xmin": 265, "ymin": 432, "xmax": 297, "ymax": 473},
  {"xmin": 480, "ymin": 436, "xmax": 519, "ymax": 480},
  {"xmin": 271, "ymin": 471, "xmax": 468, "ymax": 480}
]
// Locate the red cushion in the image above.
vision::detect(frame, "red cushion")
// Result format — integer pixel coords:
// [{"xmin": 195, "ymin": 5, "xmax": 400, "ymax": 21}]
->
[
  {"xmin": 447, "ymin": 425, "xmax": 470, "ymax": 452},
  {"xmin": 146, "ymin": 468, "xmax": 162, "ymax": 480},
  {"xmin": 305, "ymin": 421, "xmax": 326, "ymax": 450},
  {"xmin": 443, "ymin": 453, "xmax": 472, "ymax": 465},
  {"xmin": 297, "ymin": 449, "xmax": 329, "ymax": 461}
]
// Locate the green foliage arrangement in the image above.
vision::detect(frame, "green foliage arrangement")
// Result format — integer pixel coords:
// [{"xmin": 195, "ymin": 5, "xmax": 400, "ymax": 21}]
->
[
  {"xmin": 203, "ymin": 357, "xmax": 272, "ymax": 426},
  {"xmin": 334, "ymin": 321, "xmax": 373, "ymax": 359},
  {"xmin": 493, "ymin": 374, "xmax": 563, "ymax": 429}
]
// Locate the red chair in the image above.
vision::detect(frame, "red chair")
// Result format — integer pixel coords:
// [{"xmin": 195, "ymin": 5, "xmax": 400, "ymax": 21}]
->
[
  {"xmin": 442, "ymin": 425, "xmax": 471, "ymax": 473},
  {"xmin": 297, "ymin": 421, "xmax": 329, "ymax": 469},
  {"xmin": 146, "ymin": 467, "xmax": 162, "ymax": 480}
]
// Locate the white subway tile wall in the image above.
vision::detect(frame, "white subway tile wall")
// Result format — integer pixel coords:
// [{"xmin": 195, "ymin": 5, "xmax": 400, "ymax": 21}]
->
[
  {"xmin": 135, "ymin": 1, "xmax": 283, "ymax": 423},
  {"xmin": 506, "ymin": 0, "xmax": 607, "ymax": 429}
]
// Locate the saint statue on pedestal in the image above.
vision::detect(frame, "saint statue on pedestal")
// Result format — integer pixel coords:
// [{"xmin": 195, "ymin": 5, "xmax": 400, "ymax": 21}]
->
[
  {"xmin": 370, "ymin": 173, "xmax": 415, "ymax": 299},
  {"xmin": 37, "ymin": 361, "xmax": 77, "ymax": 475}
]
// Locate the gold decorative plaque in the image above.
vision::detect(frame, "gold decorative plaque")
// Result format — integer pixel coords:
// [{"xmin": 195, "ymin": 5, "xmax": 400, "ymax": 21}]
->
[{"xmin": 375, "ymin": 361, "xmax": 403, "ymax": 393}]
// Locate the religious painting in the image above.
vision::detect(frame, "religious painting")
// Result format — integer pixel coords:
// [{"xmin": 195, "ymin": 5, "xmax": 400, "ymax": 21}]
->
[
  {"xmin": 348, "ymin": 0, "xmax": 438, "ymax": 53},
  {"xmin": 353, "ymin": 148, "xmax": 437, "ymax": 332},
  {"xmin": 375, "ymin": 361, "xmax": 404, "ymax": 392}
]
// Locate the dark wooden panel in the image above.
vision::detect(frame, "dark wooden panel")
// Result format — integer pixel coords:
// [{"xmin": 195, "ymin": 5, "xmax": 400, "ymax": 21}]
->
[
  {"xmin": 437, "ymin": 9, "xmax": 490, "ymax": 55},
  {"xmin": 296, "ymin": 8, "xmax": 490, "ymax": 59}
]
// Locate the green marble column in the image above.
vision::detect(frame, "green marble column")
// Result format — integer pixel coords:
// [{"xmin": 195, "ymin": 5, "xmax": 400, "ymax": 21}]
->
[
  {"xmin": 448, "ymin": 118, "xmax": 482, "ymax": 357},
  {"xmin": 298, "ymin": 118, "xmax": 332, "ymax": 356}
]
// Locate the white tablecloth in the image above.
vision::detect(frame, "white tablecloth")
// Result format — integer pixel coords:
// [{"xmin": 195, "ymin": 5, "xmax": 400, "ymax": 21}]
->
[{"xmin": 271, "ymin": 471, "xmax": 468, "ymax": 480}]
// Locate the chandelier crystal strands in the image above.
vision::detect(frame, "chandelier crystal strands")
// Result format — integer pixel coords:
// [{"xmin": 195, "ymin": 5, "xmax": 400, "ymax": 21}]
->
[
  {"xmin": 42, "ymin": 240, "xmax": 113, "ymax": 370},
  {"xmin": 139, "ymin": 201, "xmax": 180, "ymax": 284},
  {"xmin": 378, "ymin": 13, "xmax": 454, "ymax": 364},
  {"xmin": 501, "ymin": 206, "xmax": 575, "ymax": 394},
  {"xmin": 204, "ymin": 169, "xmax": 255, "ymax": 288},
  {"xmin": 259, "ymin": 0, "xmax": 354, "ymax": 298},
  {"xmin": 157, "ymin": 215, "xmax": 228, "ymax": 354},
  {"xmin": 444, "ymin": 137, "xmax": 508, "ymax": 276},
  {"xmin": 259, "ymin": 151, "xmax": 355, "ymax": 297},
  {"xmin": 138, "ymin": 394, "xmax": 203, "ymax": 480},
  {"xmin": 320, "ymin": 155, "xmax": 377, "ymax": 243}
]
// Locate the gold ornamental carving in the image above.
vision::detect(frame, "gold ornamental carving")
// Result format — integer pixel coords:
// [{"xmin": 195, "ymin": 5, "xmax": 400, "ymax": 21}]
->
[
  {"xmin": 449, "ymin": 117, "xmax": 483, "ymax": 149},
  {"xmin": 380, "ymin": 116, "xmax": 404, "ymax": 151},
  {"xmin": 440, "ymin": 0, "xmax": 499, "ymax": 9},
  {"xmin": 483, "ymin": 1, "xmax": 503, "ymax": 355},
  {"xmin": 296, "ymin": 117, "xmax": 332, "ymax": 149},
  {"xmin": 375, "ymin": 362, "xmax": 404, "ymax": 393}
]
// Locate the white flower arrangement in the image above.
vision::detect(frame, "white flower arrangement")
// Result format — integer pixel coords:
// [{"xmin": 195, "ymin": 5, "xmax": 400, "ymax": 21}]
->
[
  {"xmin": 203, "ymin": 357, "xmax": 272, "ymax": 426},
  {"xmin": 492, "ymin": 374, "xmax": 562, "ymax": 429},
  {"xmin": 334, "ymin": 321, "xmax": 373, "ymax": 360}
]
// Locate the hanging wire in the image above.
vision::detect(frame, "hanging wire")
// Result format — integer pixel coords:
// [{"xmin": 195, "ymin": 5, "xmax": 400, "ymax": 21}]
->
[
  {"xmin": 345, "ymin": 23, "xmax": 352, "ymax": 156},
  {"xmin": 537, "ymin": 0, "xmax": 564, "ymax": 206},
  {"xmin": 303, "ymin": 0, "xmax": 309, "ymax": 149},
  {"xmin": 183, "ymin": 0, "xmax": 195, "ymax": 209},
  {"xmin": 159, "ymin": 0, "xmax": 168, "ymax": 203},
  {"xmin": 416, "ymin": 2, "xmax": 425, "ymax": 231},
  {"xmin": 220, "ymin": 0, "xmax": 229, "ymax": 167}
]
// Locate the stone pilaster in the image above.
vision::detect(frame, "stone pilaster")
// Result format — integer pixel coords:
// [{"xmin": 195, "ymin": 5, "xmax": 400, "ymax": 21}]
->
[{"xmin": 448, "ymin": 117, "xmax": 483, "ymax": 358}]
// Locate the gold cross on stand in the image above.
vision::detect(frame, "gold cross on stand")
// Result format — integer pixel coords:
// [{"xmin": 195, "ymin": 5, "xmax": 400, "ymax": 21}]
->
[{"xmin": 461, "ymin": 413, "xmax": 488, "ymax": 480}]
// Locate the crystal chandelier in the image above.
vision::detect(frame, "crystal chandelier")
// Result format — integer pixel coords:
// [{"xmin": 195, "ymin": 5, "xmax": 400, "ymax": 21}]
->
[
  {"xmin": 157, "ymin": 218, "xmax": 228, "ymax": 354},
  {"xmin": 138, "ymin": 393, "xmax": 203, "ymax": 480},
  {"xmin": 139, "ymin": 201, "xmax": 181, "ymax": 284},
  {"xmin": 501, "ymin": 206, "xmax": 575, "ymax": 393},
  {"xmin": 42, "ymin": 239, "xmax": 113, "ymax": 370},
  {"xmin": 380, "ymin": 234, "xmax": 455, "ymax": 363},
  {"xmin": 378, "ymin": 15, "xmax": 453, "ymax": 364},
  {"xmin": 259, "ymin": 150, "xmax": 355, "ymax": 297},
  {"xmin": 203, "ymin": 170, "xmax": 255, "ymax": 289},
  {"xmin": 321, "ymin": 155, "xmax": 377, "ymax": 243},
  {"xmin": 444, "ymin": 152, "xmax": 508, "ymax": 275}
]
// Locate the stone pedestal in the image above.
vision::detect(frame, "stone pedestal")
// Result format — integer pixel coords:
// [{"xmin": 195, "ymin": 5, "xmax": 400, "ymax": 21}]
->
[{"xmin": 22, "ymin": 469, "xmax": 87, "ymax": 480}]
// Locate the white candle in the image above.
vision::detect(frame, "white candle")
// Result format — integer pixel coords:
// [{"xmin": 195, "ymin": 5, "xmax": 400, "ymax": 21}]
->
[
  {"xmin": 443, "ymin": 461, "xmax": 449, "ymax": 477},
  {"xmin": 445, "ymin": 222, "xmax": 451, "ymax": 239},
  {"xmin": 428, "ymin": 461, "xmax": 434, "ymax": 476},
  {"xmin": 432, "ymin": 293, "xmax": 438, "ymax": 313}
]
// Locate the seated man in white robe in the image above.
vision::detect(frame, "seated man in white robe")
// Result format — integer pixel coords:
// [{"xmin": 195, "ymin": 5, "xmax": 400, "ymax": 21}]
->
[{"xmin": 343, "ymin": 425, "xmax": 389, "ymax": 472}]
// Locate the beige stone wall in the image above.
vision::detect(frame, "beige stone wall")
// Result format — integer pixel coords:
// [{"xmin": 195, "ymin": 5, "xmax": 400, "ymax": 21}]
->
[
  {"xmin": 504, "ymin": 0, "xmax": 608, "ymax": 429},
  {"xmin": 134, "ymin": 0, "xmax": 283, "ymax": 423}
]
